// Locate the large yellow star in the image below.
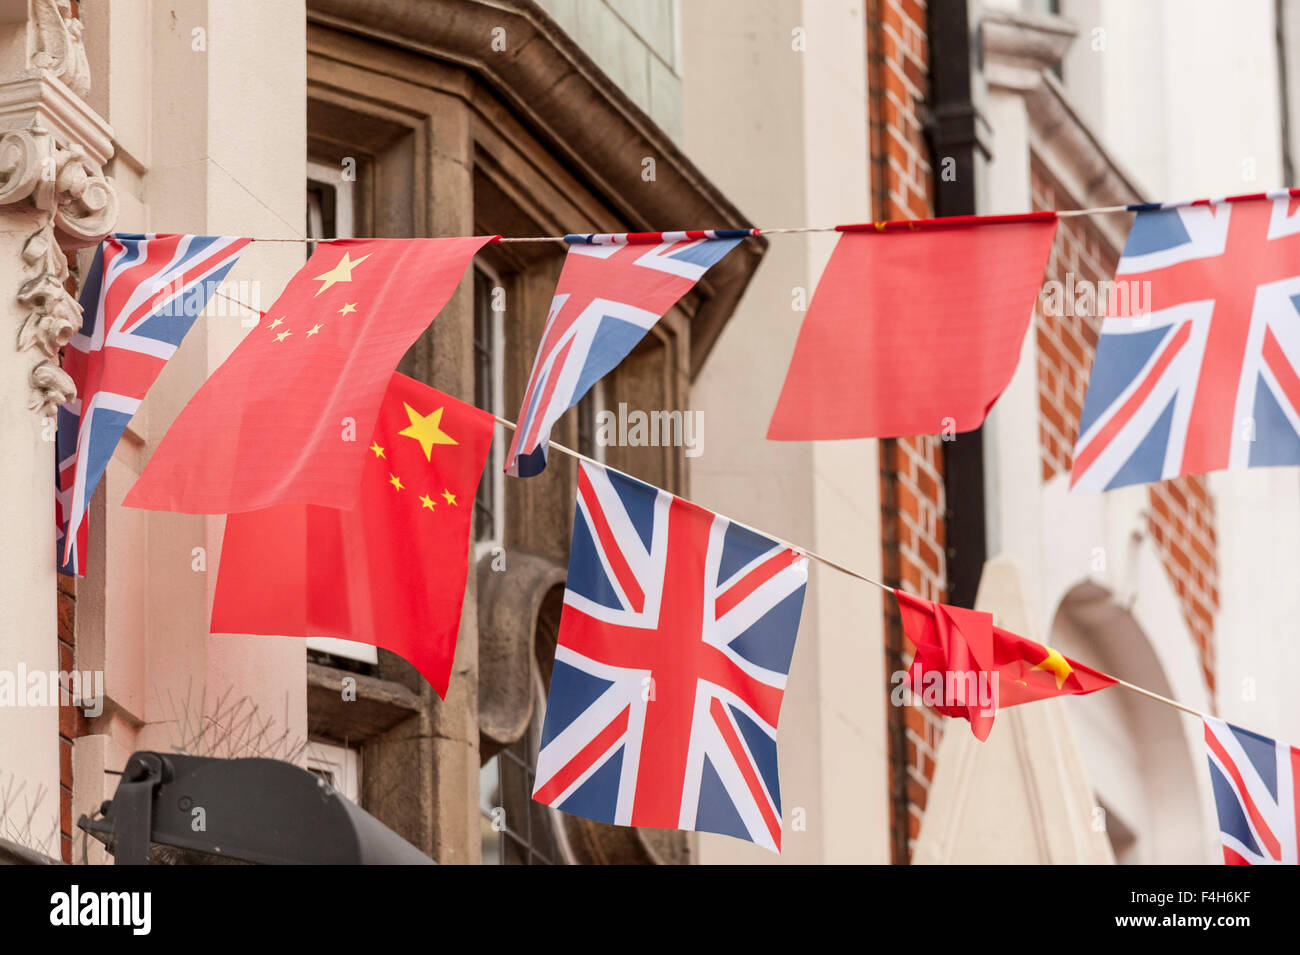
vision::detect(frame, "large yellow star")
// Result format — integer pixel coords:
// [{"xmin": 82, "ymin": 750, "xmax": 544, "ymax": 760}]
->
[
  {"xmin": 397, "ymin": 403, "xmax": 458, "ymax": 460},
  {"xmin": 1033, "ymin": 643, "xmax": 1074, "ymax": 689},
  {"xmin": 313, "ymin": 252, "xmax": 372, "ymax": 297}
]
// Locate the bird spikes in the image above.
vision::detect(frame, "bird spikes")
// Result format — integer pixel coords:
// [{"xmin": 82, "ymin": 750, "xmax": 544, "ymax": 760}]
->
[
  {"xmin": 0, "ymin": 770, "xmax": 58, "ymax": 859},
  {"xmin": 152, "ymin": 678, "xmax": 307, "ymax": 764}
]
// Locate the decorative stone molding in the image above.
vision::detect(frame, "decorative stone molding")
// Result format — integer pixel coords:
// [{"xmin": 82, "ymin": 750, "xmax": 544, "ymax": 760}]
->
[
  {"xmin": 30, "ymin": 0, "xmax": 91, "ymax": 98},
  {"xmin": 980, "ymin": 7, "xmax": 1078, "ymax": 94},
  {"xmin": 1025, "ymin": 73, "xmax": 1146, "ymax": 255},
  {"xmin": 979, "ymin": 8, "xmax": 1146, "ymax": 254},
  {"xmin": 0, "ymin": 0, "xmax": 116, "ymax": 415},
  {"xmin": 17, "ymin": 218, "xmax": 80, "ymax": 414}
]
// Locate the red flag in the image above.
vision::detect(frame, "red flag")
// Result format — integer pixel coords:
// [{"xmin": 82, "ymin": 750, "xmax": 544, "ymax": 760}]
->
[
  {"xmin": 896, "ymin": 589, "xmax": 1115, "ymax": 740},
  {"xmin": 211, "ymin": 373, "xmax": 493, "ymax": 697},
  {"xmin": 124, "ymin": 236, "xmax": 494, "ymax": 514},
  {"xmin": 767, "ymin": 213, "xmax": 1058, "ymax": 440}
]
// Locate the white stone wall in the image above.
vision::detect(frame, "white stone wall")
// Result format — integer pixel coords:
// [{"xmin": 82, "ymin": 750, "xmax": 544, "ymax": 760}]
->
[
  {"xmin": 69, "ymin": 2, "xmax": 310, "ymax": 859},
  {"xmin": 1056, "ymin": 0, "xmax": 1300, "ymax": 749},
  {"xmin": 681, "ymin": 0, "xmax": 888, "ymax": 865},
  {"xmin": 957, "ymin": 0, "xmax": 1300, "ymax": 862}
]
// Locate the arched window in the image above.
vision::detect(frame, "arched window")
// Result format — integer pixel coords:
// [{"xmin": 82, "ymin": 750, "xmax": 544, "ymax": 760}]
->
[{"xmin": 1049, "ymin": 582, "xmax": 1215, "ymax": 863}]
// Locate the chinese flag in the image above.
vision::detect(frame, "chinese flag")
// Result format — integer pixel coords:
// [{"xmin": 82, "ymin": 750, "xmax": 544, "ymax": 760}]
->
[
  {"xmin": 125, "ymin": 236, "xmax": 495, "ymax": 514},
  {"xmin": 210, "ymin": 373, "xmax": 494, "ymax": 697},
  {"xmin": 896, "ymin": 589, "xmax": 1115, "ymax": 740},
  {"xmin": 767, "ymin": 214, "xmax": 1058, "ymax": 440}
]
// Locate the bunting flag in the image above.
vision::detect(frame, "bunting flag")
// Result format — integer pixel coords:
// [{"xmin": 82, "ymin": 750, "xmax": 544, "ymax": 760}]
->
[
  {"xmin": 56, "ymin": 233, "xmax": 250, "ymax": 575},
  {"xmin": 504, "ymin": 230, "xmax": 750, "ymax": 477},
  {"xmin": 124, "ymin": 236, "xmax": 493, "ymax": 514},
  {"xmin": 1204, "ymin": 717, "xmax": 1300, "ymax": 865},
  {"xmin": 896, "ymin": 589, "xmax": 1115, "ymax": 740},
  {"xmin": 211, "ymin": 373, "xmax": 493, "ymax": 697},
  {"xmin": 1071, "ymin": 194, "xmax": 1300, "ymax": 491},
  {"xmin": 767, "ymin": 212, "xmax": 1059, "ymax": 440},
  {"xmin": 532, "ymin": 461, "xmax": 807, "ymax": 851}
]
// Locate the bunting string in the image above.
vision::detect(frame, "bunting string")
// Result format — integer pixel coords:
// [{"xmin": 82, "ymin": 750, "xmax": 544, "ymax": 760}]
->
[
  {"xmin": 63, "ymin": 189, "xmax": 1299, "ymax": 857},
  {"xmin": 197, "ymin": 285, "xmax": 1223, "ymax": 730},
  {"xmin": 199, "ymin": 252, "xmax": 1230, "ymax": 733},
  {"xmin": 208, "ymin": 185, "xmax": 1300, "ymax": 244},
  {"xmin": 487, "ymin": 409, "xmax": 1215, "ymax": 725}
]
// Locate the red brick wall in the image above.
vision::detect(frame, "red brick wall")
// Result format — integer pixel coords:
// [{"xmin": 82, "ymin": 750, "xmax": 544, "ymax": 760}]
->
[
  {"xmin": 1146, "ymin": 481, "xmax": 1219, "ymax": 694},
  {"xmin": 1031, "ymin": 161, "xmax": 1219, "ymax": 697},
  {"xmin": 58, "ymin": 253, "xmax": 84, "ymax": 864},
  {"xmin": 58, "ymin": 573, "xmax": 81, "ymax": 863},
  {"xmin": 867, "ymin": 0, "xmax": 946, "ymax": 864}
]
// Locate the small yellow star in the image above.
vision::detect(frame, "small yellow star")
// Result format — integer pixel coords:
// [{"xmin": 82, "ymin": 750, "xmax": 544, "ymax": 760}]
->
[
  {"xmin": 268, "ymin": 316, "xmax": 285, "ymax": 329},
  {"xmin": 1033, "ymin": 644, "xmax": 1074, "ymax": 689},
  {"xmin": 419, "ymin": 493, "xmax": 437, "ymax": 511},
  {"xmin": 314, "ymin": 252, "xmax": 372, "ymax": 297},
  {"xmin": 369, "ymin": 441, "xmax": 385, "ymax": 459},
  {"xmin": 397, "ymin": 403, "xmax": 458, "ymax": 460},
  {"xmin": 389, "ymin": 473, "xmax": 404, "ymax": 491},
  {"xmin": 338, "ymin": 302, "xmax": 358, "ymax": 316},
  {"xmin": 275, "ymin": 330, "xmax": 291, "ymax": 342},
  {"xmin": 441, "ymin": 489, "xmax": 457, "ymax": 506}
]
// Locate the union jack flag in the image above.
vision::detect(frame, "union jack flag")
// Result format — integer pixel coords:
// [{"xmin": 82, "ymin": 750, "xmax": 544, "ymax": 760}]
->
[
  {"xmin": 504, "ymin": 230, "xmax": 751, "ymax": 477},
  {"xmin": 1204, "ymin": 717, "xmax": 1300, "ymax": 865},
  {"xmin": 532, "ymin": 461, "xmax": 808, "ymax": 851},
  {"xmin": 56, "ymin": 234, "xmax": 250, "ymax": 575},
  {"xmin": 1071, "ymin": 191, "xmax": 1300, "ymax": 491}
]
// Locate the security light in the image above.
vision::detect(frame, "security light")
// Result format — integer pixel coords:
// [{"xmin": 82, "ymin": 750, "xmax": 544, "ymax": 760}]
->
[{"xmin": 78, "ymin": 751, "xmax": 434, "ymax": 865}]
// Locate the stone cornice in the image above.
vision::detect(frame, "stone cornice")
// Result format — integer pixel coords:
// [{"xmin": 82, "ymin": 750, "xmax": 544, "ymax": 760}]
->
[
  {"xmin": 0, "ymin": 73, "xmax": 112, "ymax": 166},
  {"xmin": 980, "ymin": 8, "xmax": 1146, "ymax": 255},
  {"xmin": 306, "ymin": 0, "xmax": 763, "ymax": 378},
  {"xmin": 980, "ymin": 7, "xmax": 1078, "ymax": 93},
  {"xmin": 1026, "ymin": 72, "xmax": 1146, "ymax": 254}
]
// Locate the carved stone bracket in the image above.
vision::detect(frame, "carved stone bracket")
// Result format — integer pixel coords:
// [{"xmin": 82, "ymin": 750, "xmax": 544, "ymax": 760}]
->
[
  {"xmin": 0, "ymin": 0, "xmax": 117, "ymax": 416},
  {"xmin": 17, "ymin": 220, "xmax": 80, "ymax": 415}
]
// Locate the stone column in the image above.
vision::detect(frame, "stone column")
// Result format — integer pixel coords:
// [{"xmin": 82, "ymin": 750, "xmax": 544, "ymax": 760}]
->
[{"xmin": 0, "ymin": 0, "xmax": 116, "ymax": 856}]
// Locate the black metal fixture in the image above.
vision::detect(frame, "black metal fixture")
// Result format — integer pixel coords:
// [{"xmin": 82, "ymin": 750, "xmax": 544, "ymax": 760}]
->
[{"xmin": 78, "ymin": 751, "xmax": 434, "ymax": 865}]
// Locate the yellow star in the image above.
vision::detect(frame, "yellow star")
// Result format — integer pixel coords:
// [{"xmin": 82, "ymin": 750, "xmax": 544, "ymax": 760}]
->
[
  {"xmin": 313, "ymin": 252, "xmax": 372, "ymax": 297},
  {"xmin": 306, "ymin": 323, "xmax": 323, "ymax": 337},
  {"xmin": 275, "ymin": 330, "xmax": 291, "ymax": 342},
  {"xmin": 1033, "ymin": 643, "xmax": 1074, "ymax": 689},
  {"xmin": 397, "ymin": 403, "xmax": 458, "ymax": 460},
  {"xmin": 389, "ymin": 473, "xmax": 404, "ymax": 491},
  {"xmin": 268, "ymin": 316, "xmax": 285, "ymax": 329},
  {"xmin": 441, "ymin": 489, "xmax": 457, "ymax": 506},
  {"xmin": 369, "ymin": 441, "xmax": 385, "ymax": 459},
  {"xmin": 419, "ymin": 493, "xmax": 437, "ymax": 511},
  {"xmin": 338, "ymin": 302, "xmax": 358, "ymax": 316}
]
